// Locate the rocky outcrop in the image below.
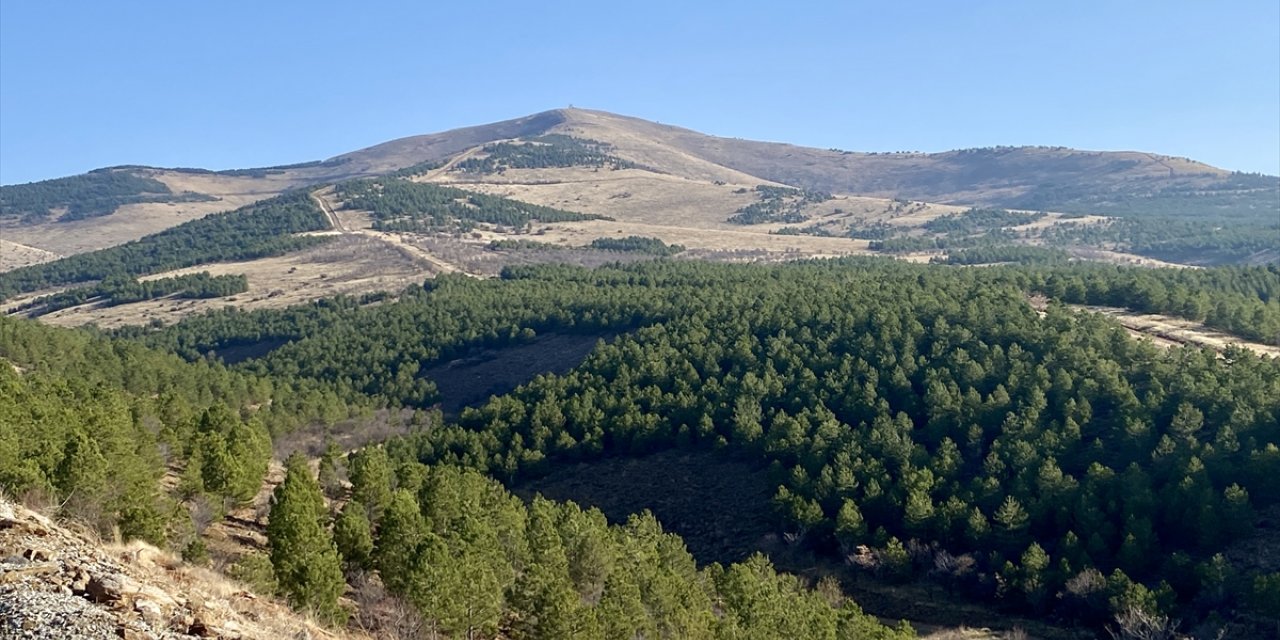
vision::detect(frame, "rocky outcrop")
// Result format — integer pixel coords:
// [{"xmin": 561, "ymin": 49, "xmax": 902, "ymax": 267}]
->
[{"xmin": 0, "ymin": 499, "xmax": 357, "ymax": 640}]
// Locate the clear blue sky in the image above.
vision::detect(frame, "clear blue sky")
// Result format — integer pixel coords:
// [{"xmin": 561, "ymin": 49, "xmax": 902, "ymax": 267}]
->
[{"xmin": 2, "ymin": 1, "xmax": 1277, "ymax": 184}]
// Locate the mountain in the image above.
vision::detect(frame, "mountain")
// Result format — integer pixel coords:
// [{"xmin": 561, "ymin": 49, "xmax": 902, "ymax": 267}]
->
[
  {"xmin": 344, "ymin": 108, "xmax": 1257, "ymax": 210},
  {"xmin": 3, "ymin": 108, "xmax": 1274, "ymax": 262},
  {"xmin": 1, "ymin": 108, "xmax": 1276, "ymax": 327}
]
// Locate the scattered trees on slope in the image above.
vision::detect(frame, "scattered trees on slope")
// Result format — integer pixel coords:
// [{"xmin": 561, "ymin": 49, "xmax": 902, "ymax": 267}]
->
[
  {"xmin": 336, "ymin": 178, "xmax": 607, "ymax": 233},
  {"xmin": 268, "ymin": 453, "xmax": 347, "ymax": 624},
  {"xmin": 12, "ymin": 272, "xmax": 249, "ymax": 317},
  {"xmin": 453, "ymin": 135, "xmax": 636, "ymax": 173},
  {"xmin": 0, "ymin": 191, "xmax": 331, "ymax": 301},
  {"xmin": 0, "ymin": 168, "xmax": 216, "ymax": 222}
]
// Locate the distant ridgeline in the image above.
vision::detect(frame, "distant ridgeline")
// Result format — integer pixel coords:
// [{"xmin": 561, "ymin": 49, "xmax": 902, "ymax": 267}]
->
[
  {"xmin": 336, "ymin": 178, "xmax": 610, "ymax": 233},
  {"xmin": 0, "ymin": 191, "xmax": 331, "ymax": 301},
  {"xmin": 0, "ymin": 167, "xmax": 218, "ymax": 223},
  {"xmin": 159, "ymin": 157, "xmax": 351, "ymax": 179},
  {"xmin": 845, "ymin": 199, "xmax": 1279, "ymax": 266},
  {"xmin": 452, "ymin": 135, "xmax": 637, "ymax": 173},
  {"xmin": 1015, "ymin": 172, "xmax": 1280, "ymax": 265},
  {"xmin": 1011, "ymin": 171, "xmax": 1279, "ymax": 219}
]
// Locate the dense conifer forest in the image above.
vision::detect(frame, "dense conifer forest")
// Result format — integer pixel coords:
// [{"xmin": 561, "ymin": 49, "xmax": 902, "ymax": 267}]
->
[
  {"xmin": 3, "ymin": 198, "xmax": 1278, "ymax": 635},
  {"xmin": 58, "ymin": 258, "xmax": 1272, "ymax": 634}
]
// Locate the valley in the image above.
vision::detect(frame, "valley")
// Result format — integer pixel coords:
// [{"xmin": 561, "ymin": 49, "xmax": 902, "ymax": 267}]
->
[{"xmin": 1, "ymin": 108, "xmax": 1278, "ymax": 640}]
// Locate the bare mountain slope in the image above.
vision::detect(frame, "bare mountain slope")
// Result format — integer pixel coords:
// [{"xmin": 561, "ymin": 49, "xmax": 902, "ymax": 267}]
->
[
  {"xmin": 315, "ymin": 107, "xmax": 1261, "ymax": 212},
  {"xmin": 329, "ymin": 109, "xmax": 569, "ymax": 175},
  {"xmin": 2, "ymin": 107, "xmax": 1272, "ymax": 265}
]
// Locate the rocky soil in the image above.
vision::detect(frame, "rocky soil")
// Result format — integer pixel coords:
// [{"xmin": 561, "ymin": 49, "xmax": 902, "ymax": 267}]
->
[{"xmin": 0, "ymin": 498, "xmax": 353, "ymax": 640}]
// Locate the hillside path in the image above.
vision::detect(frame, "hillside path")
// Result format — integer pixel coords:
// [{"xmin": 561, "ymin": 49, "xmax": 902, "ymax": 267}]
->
[
  {"xmin": 416, "ymin": 144, "xmax": 489, "ymax": 182},
  {"xmin": 310, "ymin": 187, "xmax": 477, "ymax": 277}
]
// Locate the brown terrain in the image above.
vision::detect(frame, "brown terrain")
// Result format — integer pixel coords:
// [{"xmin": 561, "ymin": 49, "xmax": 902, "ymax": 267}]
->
[
  {"xmin": 1, "ymin": 107, "xmax": 1245, "ymax": 264},
  {"xmin": 2, "ymin": 108, "xmax": 1269, "ymax": 339},
  {"xmin": 0, "ymin": 497, "xmax": 367, "ymax": 640}
]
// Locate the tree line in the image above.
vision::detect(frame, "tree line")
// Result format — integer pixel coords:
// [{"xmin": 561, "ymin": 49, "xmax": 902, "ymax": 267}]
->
[
  {"xmin": 453, "ymin": 135, "xmax": 637, "ymax": 174},
  {"xmin": 0, "ymin": 167, "xmax": 216, "ymax": 222},
  {"xmin": 336, "ymin": 179, "xmax": 607, "ymax": 234},
  {"xmin": 588, "ymin": 235, "xmax": 685, "ymax": 256},
  {"xmin": 0, "ymin": 191, "xmax": 331, "ymax": 301},
  {"xmin": 11, "ymin": 272, "xmax": 249, "ymax": 317}
]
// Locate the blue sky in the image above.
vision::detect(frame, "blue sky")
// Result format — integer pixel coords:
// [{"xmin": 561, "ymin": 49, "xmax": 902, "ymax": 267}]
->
[{"xmin": 2, "ymin": 1, "xmax": 1277, "ymax": 184}]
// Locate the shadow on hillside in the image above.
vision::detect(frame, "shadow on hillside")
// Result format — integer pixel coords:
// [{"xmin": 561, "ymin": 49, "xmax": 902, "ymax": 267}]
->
[{"xmin": 422, "ymin": 332, "xmax": 611, "ymax": 418}]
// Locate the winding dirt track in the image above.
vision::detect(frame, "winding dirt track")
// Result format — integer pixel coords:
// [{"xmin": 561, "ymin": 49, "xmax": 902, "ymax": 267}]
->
[
  {"xmin": 415, "ymin": 144, "xmax": 487, "ymax": 182},
  {"xmin": 310, "ymin": 189, "xmax": 476, "ymax": 276},
  {"xmin": 310, "ymin": 190, "xmax": 347, "ymax": 232}
]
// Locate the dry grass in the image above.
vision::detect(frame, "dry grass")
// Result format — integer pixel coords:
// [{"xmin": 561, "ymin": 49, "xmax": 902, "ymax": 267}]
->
[
  {"xmin": 531, "ymin": 218, "xmax": 874, "ymax": 255},
  {"xmin": 1073, "ymin": 305, "xmax": 1280, "ymax": 357},
  {"xmin": 29, "ymin": 234, "xmax": 429, "ymax": 329},
  {"xmin": 0, "ymin": 169, "xmax": 293, "ymax": 258},
  {"xmin": 1065, "ymin": 247, "xmax": 1198, "ymax": 269},
  {"xmin": 0, "ymin": 239, "xmax": 61, "ymax": 272},
  {"xmin": 432, "ymin": 168, "xmax": 766, "ymax": 229}
]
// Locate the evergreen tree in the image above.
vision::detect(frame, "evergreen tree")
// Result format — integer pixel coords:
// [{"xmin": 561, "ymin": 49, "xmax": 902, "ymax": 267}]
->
[
  {"xmin": 333, "ymin": 500, "xmax": 374, "ymax": 573},
  {"xmin": 266, "ymin": 454, "xmax": 346, "ymax": 624},
  {"xmin": 375, "ymin": 489, "xmax": 427, "ymax": 594},
  {"xmin": 349, "ymin": 446, "xmax": 395, "ymax": 525}
]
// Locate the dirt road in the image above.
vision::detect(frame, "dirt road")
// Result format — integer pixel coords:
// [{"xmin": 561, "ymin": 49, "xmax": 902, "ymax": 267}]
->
[{"xmin": 310, "ymin": 188, "xmax": 477, "ymax": 277}]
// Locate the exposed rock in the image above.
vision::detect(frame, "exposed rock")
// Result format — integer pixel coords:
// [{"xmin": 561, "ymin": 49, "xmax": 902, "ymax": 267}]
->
[
  {"xmin": 86, "ymin": 572, "xmax": 140, "ymax": 604},
  {"xmin": 0, "ymin": 498, "xmax": 367, "ymax": 640}
]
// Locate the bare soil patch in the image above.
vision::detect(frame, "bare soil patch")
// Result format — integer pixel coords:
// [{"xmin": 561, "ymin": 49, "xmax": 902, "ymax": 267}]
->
[
  {"xmin": 212, "ymin": 337, "xmax": 292, "ymax": 365},
  {"xmin": 515, "ymin": 449, "xmax": 776, "ymax": 566},
  {"xmin": 1073, "ymin": 304, "xmax": 1280, "ymax": 357}
]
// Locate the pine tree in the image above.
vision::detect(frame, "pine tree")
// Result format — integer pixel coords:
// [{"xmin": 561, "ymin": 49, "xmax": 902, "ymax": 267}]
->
[
  {"xmin": 375, "ymin": 489, "xmax": 426, "ymax": 594},
  {"xmin": 317, "ymin": 438, "xmax": 344, "ymax": 500},
  {"xmin": 267, "ymin": 454, "xmax": 346, "ymax": 624},
  {"xmin": 348, "ymin": 446, "xmax": 394, "ymax": 525},
  {"xmin": 333, "ymin": 500, "xmax": 374, "ymax": 573},
  {"xmin": 903, "ymin": 488, "xmax": 935, "ymax": 539},
  {"xmin": 509, "ymin": 498, "xmax": 588, "ymax": 639},
  {"xmin": 993, "ymin": 495, "xmax": 1030, "ymax": 552},
  {"xmin": 835, "ymin": 500, "xmax": 867, "ymax": 550}
]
